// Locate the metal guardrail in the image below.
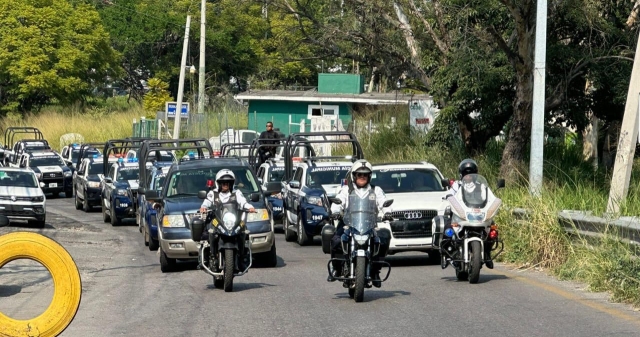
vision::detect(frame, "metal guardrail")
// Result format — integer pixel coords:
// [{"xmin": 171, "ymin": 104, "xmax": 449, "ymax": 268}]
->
[{"xmin": 510, "ymin": 208, "xmax": 640, "ymax": 245}]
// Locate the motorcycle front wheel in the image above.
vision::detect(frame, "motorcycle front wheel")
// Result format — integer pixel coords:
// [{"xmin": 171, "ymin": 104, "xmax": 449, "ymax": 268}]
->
[
  {"xmin": 354, "ymin": 256, "xmax": 366, "ymax": 302},
  {"xmin": 224, "ymin": 249, "xmax": 235, "ymax": 292},
  {"xmin": 468, "ymin": 241, "xmax": 482, "ymax": 284}
]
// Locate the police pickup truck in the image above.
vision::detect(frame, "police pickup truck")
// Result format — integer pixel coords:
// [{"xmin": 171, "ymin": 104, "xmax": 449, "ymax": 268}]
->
[
  {"xmin": 255, "ymin": 159, "xmax": 288, "ymax": 229},
  {"xmin": 73, "ymin": 155, "xmax": 119, "ymax": 212},
  {"xmin": 61, "ymin": 143, "xmax": 101, "ymax": 169},
  {"xmin": 100, "ymin": 157, "xmax": 140, "ymax": 226},
  {"xmin": 17, "ymin": 151, "xmax": 73, "ymax": 198},
  {"xmin": 280, "ymin": 132, "xmax": 364, "ymax": 246},
  {"xmin": 0, "ymin": 127, "xmax": 47, "ymax": 166}
]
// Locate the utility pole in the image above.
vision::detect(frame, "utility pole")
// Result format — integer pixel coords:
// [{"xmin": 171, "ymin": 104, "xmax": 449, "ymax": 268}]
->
[
  {"xmin": 198, "ymin": 0, "xmax": 206, "ymax": 115},
  {"xmin": 173, "ymin": 15, "xmax": 191, "ymax": 140},
  {"xmin": 529, "ymin": 0, "xmax": 547, "ymax": 197},
  {"xmin": 606, "ymin": 29, "xmax": 640, "ymax": 214}
]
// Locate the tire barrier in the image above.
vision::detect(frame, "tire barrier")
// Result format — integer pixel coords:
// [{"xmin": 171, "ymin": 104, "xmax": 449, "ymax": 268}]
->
[{"xmin": 0, "ymin": 232, "xmax": 82, "ymax": 337}]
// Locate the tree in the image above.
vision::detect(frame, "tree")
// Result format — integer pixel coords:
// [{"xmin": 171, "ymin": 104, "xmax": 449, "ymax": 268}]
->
[
  {"xmin": 0, "ymin": 0, "xmax": 121, "ymax": 113},
  {"xmin": 143, "ymin": 78, "xmax": 171, "ymax": 118}
]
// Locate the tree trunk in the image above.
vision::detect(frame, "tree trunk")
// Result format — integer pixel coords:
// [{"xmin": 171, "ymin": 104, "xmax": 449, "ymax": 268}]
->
[{"xmin": 499, "ymin": 62, "xmax": 534, "ymax": 180}]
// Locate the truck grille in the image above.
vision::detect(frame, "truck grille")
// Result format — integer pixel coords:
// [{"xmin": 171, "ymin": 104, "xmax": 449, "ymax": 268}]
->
[
  {"xmin": 41, "ymin": 172, "xmax": 63, "ymax": 179},
  {"xmin": 0, "ymin": 196, "xmax": 32, "ymax": 201},
  {"xmin": 389, "ymin": 209, "xmax": 437, "ymax": 239}
]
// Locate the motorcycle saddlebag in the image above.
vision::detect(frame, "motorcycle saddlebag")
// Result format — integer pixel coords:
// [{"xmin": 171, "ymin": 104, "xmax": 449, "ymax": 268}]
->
[
  {"xmin": 190, "ymin": 218, "xmax": 206, "ymax": 242},
  {"xmin": 432, "ymin": 215, "xmax": 447, "ymax": 248},
  {"xmin": 321, "ymin": 223, "xmax": 335, "ymax": 254}
]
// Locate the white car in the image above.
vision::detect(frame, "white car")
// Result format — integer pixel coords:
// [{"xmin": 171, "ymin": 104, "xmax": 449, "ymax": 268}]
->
[
  {"xmin": 370, "ymin": 162, "xmax": 450, "ymax": 258},
  {"xmin": 0, "ymin": 167, "xmax": 46, "ymax": 227}
]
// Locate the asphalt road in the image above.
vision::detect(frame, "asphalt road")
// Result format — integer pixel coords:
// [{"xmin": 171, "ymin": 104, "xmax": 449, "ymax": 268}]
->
[{"xmin": 1, "ymin": 197, "xmax": 640, "ymax": 337}]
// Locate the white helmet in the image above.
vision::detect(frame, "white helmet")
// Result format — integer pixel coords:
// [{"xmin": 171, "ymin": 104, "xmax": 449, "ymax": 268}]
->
[
  {"xmin": 350, "ymin": 159, "xmax": 373, "ymax": 185},
  {"xmin": 215, "ymin": 169, "xmax": 235, "ymax": 191}
]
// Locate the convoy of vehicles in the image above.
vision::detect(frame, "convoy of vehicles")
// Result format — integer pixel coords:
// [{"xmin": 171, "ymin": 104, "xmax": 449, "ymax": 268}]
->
[{"xmin": 0, "ymin": 124, "xmax": 506, "ymax": 294}]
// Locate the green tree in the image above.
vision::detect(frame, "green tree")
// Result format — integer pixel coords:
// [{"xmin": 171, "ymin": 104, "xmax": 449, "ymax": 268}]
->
[
  {"xmin": 143, "ymin": 78, "xmax": 171, "ymax": 118},
  {"xmin": 0, "ymin": 0, "xmax": 120, "ymax": 113}
]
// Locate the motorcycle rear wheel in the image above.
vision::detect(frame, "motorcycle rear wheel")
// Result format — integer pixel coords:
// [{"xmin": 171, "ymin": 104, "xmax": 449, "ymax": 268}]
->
[
  {"xmin": 224, "ymin": 249, "xmax": 235, "ymax": 292},
  {"xmin": 468, "ymin": 241, "xmax": 482, "ymax": 284},
  {"xmin": 354, "ymin": 256, "xmax": 366, "ymax": 302}
]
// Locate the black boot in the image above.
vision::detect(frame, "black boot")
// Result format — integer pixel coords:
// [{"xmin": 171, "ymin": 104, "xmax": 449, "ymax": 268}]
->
[
  {"xmin": 327, "ymin": 254, "xmax": 341, "ymax": 282},
  {"xmin": 441, "ymin": 253, "xmax": 449, "ymax": 269},
  {"xmin": 371, "ymin": 259, "xmax": 382, "ymax": 288}
]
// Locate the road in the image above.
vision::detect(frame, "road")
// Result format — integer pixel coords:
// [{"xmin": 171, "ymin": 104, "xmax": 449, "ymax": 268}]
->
[{"xmin": 1, "ymin": 197, "xmax": 640, "ymax": 337}]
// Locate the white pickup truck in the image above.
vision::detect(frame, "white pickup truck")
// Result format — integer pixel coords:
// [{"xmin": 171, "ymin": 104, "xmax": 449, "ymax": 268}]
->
[{"xmin": 209, "ymin": 128, "xmax": 259, "ymax": 156}]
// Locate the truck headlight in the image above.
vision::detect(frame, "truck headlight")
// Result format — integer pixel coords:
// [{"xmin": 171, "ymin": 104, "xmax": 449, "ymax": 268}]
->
[
  {"xmin": 247, "ymin": 209, "xmax": 269, "ymax": 222},
  {"xmin": 87, "ymin": 181, "xmax": 100, "ymax": 188},
  {"xmin": 64, "ymin": 171, "xmax": 72, "ymax": 178},
  {"xmin": 31, "ymin": 196, "xmax": 44, "ymax": 202},
  {"xmin": 116, "ymin": 189, "xmax": 128, "ymax": 196},
  {"xmin": 162, "ymin": 214, "xmax": 186, "ymax": 227},
  {"xmin": 305, "ymin": 196, "xmax": 323, "ymax": 206}
]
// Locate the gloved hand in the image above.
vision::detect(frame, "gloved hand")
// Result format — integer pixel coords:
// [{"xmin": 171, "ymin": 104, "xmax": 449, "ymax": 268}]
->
[{"xmin": 330, "ymin": 212, "xmax": 342, "ymax": 220}]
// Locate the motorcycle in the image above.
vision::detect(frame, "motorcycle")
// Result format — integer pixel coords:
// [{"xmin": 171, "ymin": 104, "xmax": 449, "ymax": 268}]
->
[
  {"xmin": 191, "ymin": 191, "xmax": 252, "ymax": 292},
  {"xmin": 325, "ymin": 195, "xmax": 394, "ymax": 302},
  {"xmin": 432, "ymin": 174, "xmax": 505, "ymax": 284}
]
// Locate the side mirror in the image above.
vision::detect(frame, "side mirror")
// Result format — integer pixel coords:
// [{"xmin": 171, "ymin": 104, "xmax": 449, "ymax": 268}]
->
[
  {"xmin": 138, "ymin": 187, "xmax": 146, "ymax": 195},
  {"xmin": 104, "ymin": 177, "xmax": 113, "ymax": 184},
  {"xmin": 145, "ymin": 190, "xmax": 160, "ymax": 201},
  {"xmin": 496, "ymin": 178, "xmax": 506, "ymax": 189},
  {"xmin": 383, "ymin": 199, "xmax": 394, "ymax": 207},
  {"xmin": 0, "ymin": 214, "xmax": 9, "ymax": 227},
  {"xmin": 441, "ymin": 178, "xmax": 451, "ymax": 188},
  {"xmin": 289, "ymin": 180, "xmax": 300, "ymax": 189},
  {"xmin": 382, "ymin": 212, "xmax": 394, "ymax": 221},
  {"xmin": 329, "ymin": 197, "xmax": 342, "ymax": 205},
  {"xmin": 250, "ymin": 193, "xmax": 260, "ymax": 202},
  {"xmin": 40, "ymin": 182, "xmax": 45, "ymax": 188},
  {"xmin": 257, "ymin": 178, "xmax": 263, "ymax": 185},
  {"xmin": 67, "ymin": 162, "xmax": 73, "ymax": 167},
  {"xmin": 197, "ymin": 190, "xmax": 208, "ymax": 200}
]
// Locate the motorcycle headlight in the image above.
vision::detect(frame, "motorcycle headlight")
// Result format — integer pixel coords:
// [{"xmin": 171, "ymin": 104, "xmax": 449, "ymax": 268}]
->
[
  {"xmin": 162, "ymin": 214, "xmax": 186, "ymax": 227},
  {"xmin": 116, "ymin": 189, "xmax": 128, "ymax": 196},
  {"xmin": 466, "ymin": 211, "xmax": 486, "ymax": 222},
  {"xmin": 354, "ymin": 234, "xmax": 369, "ymax": 245},
  {"xmin": 87, "ymin": 181, "xmax": 100, "ymax": 188},
  {"xmin": 305, "ymin": 196, "xmax": 323, "ymax": 206},
  {"xmin": 247, "ymin": 209, "xmax": 269, "ymax": 222},
  {"xmin": 223, "ymin": 213, "xmax": 237, "ymax": 230}
]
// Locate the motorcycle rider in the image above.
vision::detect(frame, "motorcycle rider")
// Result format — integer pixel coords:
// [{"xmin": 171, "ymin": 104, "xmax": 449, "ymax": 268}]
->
[
  {"xmin": 327, "ymin": 159, "xmax": 392, "ymax": 288},
  {"xmin": 199, "ymin": 169, "xmax": 256, "ymax": 271},
  {"xmin": 444, "ymin": 158, "xmax": 495, "ymax": 269}
]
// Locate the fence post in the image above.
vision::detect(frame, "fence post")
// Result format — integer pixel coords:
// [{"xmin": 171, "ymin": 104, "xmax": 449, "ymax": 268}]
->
[{"xmin": 132, "ymin": 118, "xmax": 137, "ymax": 137}]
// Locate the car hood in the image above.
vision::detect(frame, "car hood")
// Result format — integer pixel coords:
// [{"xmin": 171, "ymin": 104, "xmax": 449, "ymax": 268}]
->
[
  {"xmin": 0, "ymin": 186, "xmax": 44, "ymax": 197},
  {"xmin": 114, "ymin": 180, "xmax": 139, "ymax": 190},
  {"xmin": 322, "ymin": 184, "xmax": 341, "ymax": 198},
  {"xmin": 385, "ymin": 191, "xmax": 449, "ymax": 211},
  {"xmin": 32, "ymin": 165, "xmax": 70, "ymax": 174},
  {"xmin": 164, "ymin": 196, "xmax": 202, "ymax": 214}
]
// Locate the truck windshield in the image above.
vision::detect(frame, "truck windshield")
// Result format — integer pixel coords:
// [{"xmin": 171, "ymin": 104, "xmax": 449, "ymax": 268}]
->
[
  {"xmin": 30, "ymin": 156, "xmax": 64, "ymax": 167},
  {"xmin": 117, "ymin": 167, "xmax": 140, "ymax": 181},
  {"xmin": 165, "ymin": 167, "xmax": 258, "ymax": 198},
  {"xmin": 0, "ymin": 170, "xmax": 38, "ymax": 188}
]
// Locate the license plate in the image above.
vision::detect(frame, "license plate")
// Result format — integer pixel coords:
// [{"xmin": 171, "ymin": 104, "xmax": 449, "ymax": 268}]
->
[
  {"xmin": 357, "ymin": 250, "xmax": 366, "ymax": 257},
  {"xmin": 273, "ymin": 207, "xmax": 282, "ymax": 211},
  {"xmin": 49, "ymin": 183, "xmax": 57, "ymax": 188}
]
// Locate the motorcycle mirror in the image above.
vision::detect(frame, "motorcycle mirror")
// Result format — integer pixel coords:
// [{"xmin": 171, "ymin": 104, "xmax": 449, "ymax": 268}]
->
[
  {"xmin": 0, "ymin": 214, "xmax": 9, "ymax": 227},
  {"xmin": 383, "ymin": 199, "xmax": 393, "ymax": 207},
  {"xmin": 441, "ymin": 178, "xmax": 451, "ymax": 188},
  {"xmin": 496, "ymin": 178, "xmax": 506, "ymax": 190},
  {"xmin": 329, "ymin": 197, "xmax": 342, "ymax": 205},
  {"xmin": 197, "ymin": 190, "xmax": 208, "ymax": 200}
]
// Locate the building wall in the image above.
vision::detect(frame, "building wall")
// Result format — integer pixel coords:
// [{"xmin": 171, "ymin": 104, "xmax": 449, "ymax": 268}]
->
[{"xmin": 247, "ymin": 100, "xmax": 352, "ymax": 136}]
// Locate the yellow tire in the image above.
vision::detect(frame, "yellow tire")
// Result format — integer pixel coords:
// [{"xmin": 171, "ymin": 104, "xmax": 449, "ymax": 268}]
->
[{"xmin": 0, "ymin": 232, "xmax": 82, "ymax": 337}]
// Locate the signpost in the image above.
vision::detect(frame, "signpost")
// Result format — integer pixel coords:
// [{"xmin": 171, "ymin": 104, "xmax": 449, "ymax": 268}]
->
[{"xmin": 166, "ymin": 102, "xmax": 190, "ymax": 119}]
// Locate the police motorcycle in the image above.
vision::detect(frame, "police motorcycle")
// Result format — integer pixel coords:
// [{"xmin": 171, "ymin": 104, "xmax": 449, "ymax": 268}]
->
[
  {"xmin": 432, "ymin": 174, "xmax": 505, "ymax": 284},
  {"xmin": 325, "ymin": 195, "xmax": 394, "ymax": 302},
  {"xmin": 190, "ymin": 191, "xmax": 253, "ymax": 292}
]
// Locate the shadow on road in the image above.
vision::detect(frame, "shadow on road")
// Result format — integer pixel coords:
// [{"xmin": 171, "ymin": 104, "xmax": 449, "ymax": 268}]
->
[
  {"xmin": 206, "ymin": 282, "xmax": 276, "ymax": 292},
  {"xmin": 440, "ymin": 273, "xmax": 509, "ymax": 284},
  {"xmin": 333, "ymin": 289, "xmax": 411, "ymax": 301},
  {"xmin": 0, "ymin": 285, "xmax": 22, "ymax": 297}
]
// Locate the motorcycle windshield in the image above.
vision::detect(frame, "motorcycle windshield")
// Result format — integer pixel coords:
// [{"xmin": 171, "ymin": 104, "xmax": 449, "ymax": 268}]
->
[
  {"xmin": 460, "ymin": 174, "xmax": 489, "ymax": 209},
  {"xmin": 216, "ymin": 204, "xmax": 239, "ymax": 224},
  {"xmin": 344, "ymin": 193, "xmax": 377, "ymax": 234}
]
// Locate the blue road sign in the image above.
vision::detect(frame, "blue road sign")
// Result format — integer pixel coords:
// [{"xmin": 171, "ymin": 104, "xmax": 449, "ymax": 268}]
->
[{"xmin": 166, "ymin": 102, "xmax": 189, "ymax": 118}]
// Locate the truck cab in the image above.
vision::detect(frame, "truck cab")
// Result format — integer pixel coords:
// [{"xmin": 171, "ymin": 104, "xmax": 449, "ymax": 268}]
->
[{"xmin": 19, "ymin": 151, "xmax": 73, "ymax": 198}]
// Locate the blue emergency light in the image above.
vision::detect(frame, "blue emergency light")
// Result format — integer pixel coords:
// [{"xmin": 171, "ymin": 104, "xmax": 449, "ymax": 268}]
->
[
  {"xmin": 93, "ymin": 154, "xmax": 100, "ymax": 158},
  {"xmin": 188, "ymin": 151, "xmax": 195, "ymax": 158},
  {"xmin": 128, "ymin": 158, "xmax": 138, "ymax": 163},
  {"xmin": 118, "ymin": 158, "xmax": 124, "ymax": 163}
]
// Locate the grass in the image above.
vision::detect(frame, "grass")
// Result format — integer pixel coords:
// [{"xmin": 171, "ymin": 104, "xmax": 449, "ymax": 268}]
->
[{"xmin": 4, "ymin": 100, "xmax": 640, "ymax": 307}]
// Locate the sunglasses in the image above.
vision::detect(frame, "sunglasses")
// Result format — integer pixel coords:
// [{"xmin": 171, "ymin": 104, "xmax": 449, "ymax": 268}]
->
[
  {"xmin": 266, "ymin": 125, "xmax": 273, "ymax": 128},
  {"xmin": 355, "ymin": 173, "xmax": 369, "ymax": 178}
]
